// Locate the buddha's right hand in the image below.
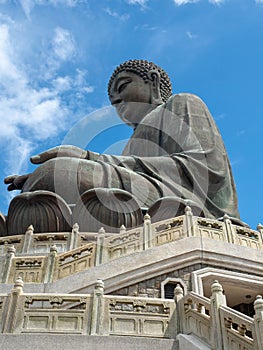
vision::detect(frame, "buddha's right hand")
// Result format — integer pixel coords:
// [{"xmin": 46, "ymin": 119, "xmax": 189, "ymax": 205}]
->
[
  {"xmin": 30, "ymin": 145, "xmax": 89, "ymax": 164},
  {"xmin": 4, "ymin": 174, "xmax": 30, "ymax": 191}
]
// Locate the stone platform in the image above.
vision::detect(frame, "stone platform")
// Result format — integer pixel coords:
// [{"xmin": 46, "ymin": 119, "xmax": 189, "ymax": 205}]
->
[{"xmin": 0, "ymin": 210, "xmax": 263, "ymax": 349}]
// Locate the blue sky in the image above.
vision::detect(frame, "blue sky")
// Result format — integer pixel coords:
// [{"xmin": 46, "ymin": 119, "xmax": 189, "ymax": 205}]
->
[{"xmin": 0, "ymin": 0, "xmax": 262, "ymax": 227}]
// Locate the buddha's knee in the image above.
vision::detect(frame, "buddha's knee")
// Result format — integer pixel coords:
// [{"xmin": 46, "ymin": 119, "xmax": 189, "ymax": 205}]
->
[{"xmin": 23, "ymin": 157, "xmax": 97, "ymax": 204}]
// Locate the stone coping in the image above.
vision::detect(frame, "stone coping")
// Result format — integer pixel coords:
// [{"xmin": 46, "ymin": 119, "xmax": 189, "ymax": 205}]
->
[{"xmin": 0, "ymin": 334, "xmax": 178, "ymax": 350}]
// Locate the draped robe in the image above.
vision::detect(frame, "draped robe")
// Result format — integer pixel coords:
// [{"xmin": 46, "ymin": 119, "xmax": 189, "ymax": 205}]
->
[{"xmin": 23, "ymin": 93, "xmax": 239, "ymax": 220}]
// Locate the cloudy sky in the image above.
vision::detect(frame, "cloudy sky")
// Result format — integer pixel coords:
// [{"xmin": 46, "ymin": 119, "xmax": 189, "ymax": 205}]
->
[{"xmin": 0, "ymin": 0, "xmax": 262, "ymax": 227}]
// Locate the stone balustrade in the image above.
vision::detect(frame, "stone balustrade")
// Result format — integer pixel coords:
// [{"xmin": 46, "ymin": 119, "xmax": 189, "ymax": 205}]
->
[
  {"xmin": 1, "ymin": 277, "xmax": 263, "ymax": 349},
  {"xmin": 180, "ymin": 292, "xmax": 212, "ymax": 345},
  {"xmin": 104, "ymin": 294, "xmax": 175, "ymax": 338},
  {"xmin": 102, "ymin": 226, "xmax": 143, "ymax": 262},
  {"xmin": 53, "ymin": 242, "xmax": 95, "ymax": 281},
  {"xmin": 0, "ymin": 278, "xmax": 175, "ymax": 338},
  {"xmin": 1, "ymin": 209, "xmax": 263, "ymax": 285},
  {"xmin": 219, "ymin": 305, "xmax": 254, "ymax": 350},
  {"xmin": 177, "ymin": 280, "xmax": 263, "ymax": 350}
]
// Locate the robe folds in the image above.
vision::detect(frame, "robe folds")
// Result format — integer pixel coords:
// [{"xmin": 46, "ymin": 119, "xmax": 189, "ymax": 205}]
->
[{"xmin": 23, "ymin": 93, "xmax": 239, "ymax": 220}]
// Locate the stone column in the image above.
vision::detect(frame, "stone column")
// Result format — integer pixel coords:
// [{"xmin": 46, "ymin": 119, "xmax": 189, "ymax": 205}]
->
[
  {"xmin": 1, "ymin": 245, "xmax": 16, "ymax": 283},
  {"xmin": 210, "ymin": 280, "xmax": 226, "ymax": 350},
  {"xmin": 254, "ymin": 295, "xmax": 263, "ymax": 350},
  {"xmin": 95, "ymin": 228, "xmax": 106, "ymax": 266},
  {"xmin": 3, "ymin": 277, "xmax": 24, "ymax": 333},
  {"xmin": 22, "ymin": 225, "xmax": 34, "ymax": 253},
  {"xmin": 44, "ymin": 244, "xmax": 58, "ymax": 283},
  {"xmin": 143, "ymin": 213, "xmax": 153, "ymax": 249},
  {"xmin": 90, "ymin": 279, "xmax": 104, "ymax": 335}
]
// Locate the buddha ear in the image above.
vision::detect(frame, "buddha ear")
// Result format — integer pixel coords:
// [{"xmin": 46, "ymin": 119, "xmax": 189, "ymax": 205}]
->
[{"xmin": 147, "ymin": 70, "xmax": 162, "ymax": 104}]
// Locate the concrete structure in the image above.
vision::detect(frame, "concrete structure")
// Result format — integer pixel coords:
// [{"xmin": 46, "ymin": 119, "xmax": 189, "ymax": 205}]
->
[{"xmin": 0, "ymin": 208, "xmax": 263, "ymax": 349}]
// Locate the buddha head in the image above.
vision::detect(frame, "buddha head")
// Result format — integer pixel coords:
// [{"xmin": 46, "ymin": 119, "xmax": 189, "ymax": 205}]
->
[{"xmin": 108, "ymin": 59, "xmax": 172, "ymax": 128}]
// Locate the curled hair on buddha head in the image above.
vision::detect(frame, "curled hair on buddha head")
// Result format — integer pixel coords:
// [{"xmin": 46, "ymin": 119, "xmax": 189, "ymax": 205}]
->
[{"xmin": 108, "ymin": 59, "xmax": 173, "ymax": 103}]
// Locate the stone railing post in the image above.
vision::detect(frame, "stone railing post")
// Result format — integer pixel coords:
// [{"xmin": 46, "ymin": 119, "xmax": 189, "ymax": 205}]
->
[
  {"xmin": 210, "ymin": 280, "xmax": 226, "ymax": 350},
  {"xmin": 223, "ymin": 214, "xmax": 236, "ymax": 244},
  {"xmin": 174, "ymin": 284, "xmax": 184, "ymax": 334},
  {"xmin": 257, "ymin": 224, "xmax": 263, "ymax": 247},
  {"xmin": 253, "ymin": 295, "xmax": 263, "ymax": 350},
  {"xmin": 22, "ymin": 225, "xmax": 34, "ymax": 253},
  {"xmin": 67, "ymin": 223, "xmax": 79, "ymax": 251},
  {"xmin": 184, "ymin": 206, "xmax": 195, "ymax": 237},
  {"xmin": 95, "ymin": 228, "xmax": 106, "ymax": 266},
  {"xmin": 143, "ymin": 213, "xmax": 153, "ymax": 249},
  {"xmin": 3, "ymin": 277, "xmax": 24, "ymax": 333},
  {"xmin": 119, "ymin": 225, "xmax": 126, "ymax": 234},
  {"xmin": 90, "ymin": 279, "xmax": 104, "ymax": 335},
  {"xmin": 1, "ymin": 245, "xmax": 16, "ymax": 283},
  {"xmin": 44, "ymin": 244, "xmax": 58, "ymax": 283}
]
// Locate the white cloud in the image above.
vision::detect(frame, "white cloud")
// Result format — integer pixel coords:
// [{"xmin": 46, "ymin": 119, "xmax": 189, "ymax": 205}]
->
[
  {"xmin": 105, "ymin": 7, "xmax": 130, "ymax": 21},
  {"xmin": 19, "ymin": 0, "xmax": 85, "ymax": 18},
  {"xmin": 49, "ymin": 0, "xmax": 80, "ymax": 6},
  {"xmin": 255, "ymin": 0, "xmax": 263, "ymax": 3},
  {"xmin": 53, "ymin": 27, "xmax": 75, "ymax": 61},
  {"xmin": 173, "ymin": 0, "xmax": 224, "ymax": 4},
  {"xmin": 19, "ymin": 0, "xmax": 35, "ymax": 18},
  {"xmin": 209, "ymin": 0, "xmax": 224, "ymax": 4},
  {"xmin": 0, "ymin": 23, "xmax": 80, "ymax": 181},
  {"xmin": 75, "ymin": 69, "xmax": 94, "ymax": 93},
  {"xmin": 52, "ymin": 71, "xmax": 94, "ymax": 96},
  {"xmin": 126, "ymin": 0, "xmax": 148, "ymax": 7},
  {"xmin": 52, "ymin": 76, "xmax": 72, "ymax": 92},
  {"xmin": 135, "ymin": 24, "xmax": 159, "ymax": 31},
  {"xmin": 0, "ymin": 12, "xmax": 15, "ymax": 25},
  {"xmin": 214, "ymin": 113, "xmax": 226, "ymax": 121},
  {"xmin": 5, "ymin": 137, "xmax": 33, "ymax": 178},
  {"xmin": 83, "ymin": 86, "xmax": 94, "ymax": 93},
  {"xmin": 173, "ymin": 0, "xmax": 199, "ymax": 5},
  {"xmin": 0, "ymin": 25, "xmax": 27, "ymax": 93}
]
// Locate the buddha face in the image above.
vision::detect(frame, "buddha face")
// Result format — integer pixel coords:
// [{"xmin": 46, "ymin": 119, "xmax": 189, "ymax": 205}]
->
[{"xmin": 109, "ymin": 71, "xmax": 160, "ymax": 128}]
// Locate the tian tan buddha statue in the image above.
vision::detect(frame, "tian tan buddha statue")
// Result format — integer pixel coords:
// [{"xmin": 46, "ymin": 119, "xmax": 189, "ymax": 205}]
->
[{"xmin": 2, "ymin": 59, "xmax": 240, "ymax": 235}]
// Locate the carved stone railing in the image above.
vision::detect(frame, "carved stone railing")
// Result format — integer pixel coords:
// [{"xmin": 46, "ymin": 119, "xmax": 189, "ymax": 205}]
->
[
  {"xmin": 220, "ymin": 305, "xmax": 254, "ymax": 350},
  {"xmin": 177, "ymin": 280, "xmax": 263, "ymax": 350},
  {"xmin": 0, "ymin": 278, "xmax": 175, "ymax": 338},
  {"xmin": 1, "ymin": 210, "xmax": 263, "ymax": 284},
  {"xmin": 180, "ymin": 292, "xmax": 212, "ymax": 345},
  {"xmin": 104, "ymin": 295, "xmax": 175, "ymax": 338},
  {"xmin": 195, "ymin": 217, "xmax": 226, "ymax": 241},
  {"xmin": 233, "ymin": 224, "xmax": 263, "ymax": 250},
  {"xmin": 102, "ymin": 226, "xmax": 143, "ymax": 263},
  {"xmin": 152, "ymin": 215, "xmax": 185, "ymax": 246},
  {"xmin": 8, "ymin": 255, "xmax": 48, "ymax": 284},
  {"xmin": 0, "ymin": 243, "xmax": 97, "ymax": 284},
  {"xmin": 53, "ymin": 242, "xmax": 95, "ymax": 281},
  {"xmin": 1, "ymin": 279, "xmax": 92, "ymax": 334},
  {"xmin": 1, "ymin": 277, "xmax": 263, "ymax": 347},
  {"xmin": 0, "ymin": 234, "xmax": 23, "ymax": 255},
  {"xmin": 2, "ymin": 210, "xmax": 263, "ymax": 259},
  {"xmin": 0, "ymin": 228, "xmax": 68, "ymax": 255}
]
